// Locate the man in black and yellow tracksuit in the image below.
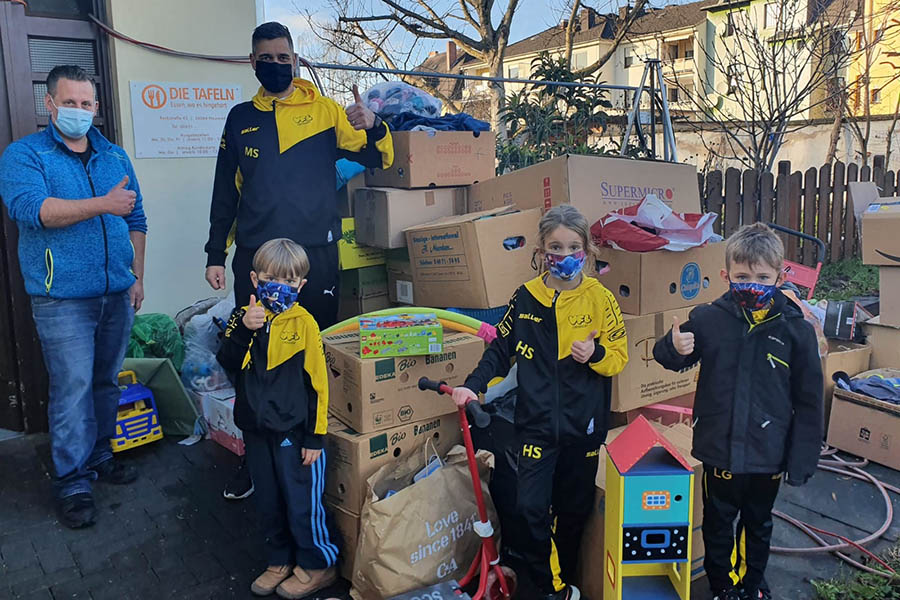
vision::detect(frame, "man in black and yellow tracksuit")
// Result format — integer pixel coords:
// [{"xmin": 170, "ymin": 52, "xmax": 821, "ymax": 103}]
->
[
  {"xmin": 463, "ymin": 275, "xmax": 629, "ymax": 598},
  {"xmin": 205, "ymin": 22, "xmax": 393, "ymax": 329},
  {"xmin": 217, "ymin": 296, "xmax": 339, "ymax": 595}
]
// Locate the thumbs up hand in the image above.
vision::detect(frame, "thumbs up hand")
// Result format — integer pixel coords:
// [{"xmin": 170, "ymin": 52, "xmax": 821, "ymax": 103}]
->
[
  {"xmin": 242, "ymin": 295, "xmax": 266, "ymax": 330},
  {"xmin": 672, "ymin": 316, "xmax": 695, "ymax": 356},
  {"xmin": 104, "ymin": 175, "xmax": 137, "ymax": 216},
  {"xmin": 345, "ymin": 84, "xmax": 375, "ymax": 131},
  {"xmin": 571, "ymin": 330, "xmax": 598, "ymax": 364}
]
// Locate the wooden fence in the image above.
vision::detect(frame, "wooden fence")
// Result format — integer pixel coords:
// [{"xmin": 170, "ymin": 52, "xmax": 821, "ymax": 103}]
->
[{"xmin": 697, "ymin": 155, "xmax": 898, "ymax": 266}]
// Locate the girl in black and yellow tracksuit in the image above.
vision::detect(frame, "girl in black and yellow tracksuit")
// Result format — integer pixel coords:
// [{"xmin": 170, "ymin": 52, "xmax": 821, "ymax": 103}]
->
[
  {"xmin": 458, "ymin": 206, "xmax": 628, "ymax": 600},
  {"xmin": 217, "ymin": 300, "xmax": 338, "ymax": 579}
]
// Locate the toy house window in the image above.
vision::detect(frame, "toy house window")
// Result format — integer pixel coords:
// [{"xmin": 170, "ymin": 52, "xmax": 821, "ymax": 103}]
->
[{"xmin": 642, "ymin": 491, "xmax": 671, "ymax": 510}]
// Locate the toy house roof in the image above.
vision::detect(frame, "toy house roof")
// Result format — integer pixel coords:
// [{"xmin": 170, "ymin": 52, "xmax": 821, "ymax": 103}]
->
[{"xmin": 607, "ymin": 415, "xmax": 693, "ymax": 474}]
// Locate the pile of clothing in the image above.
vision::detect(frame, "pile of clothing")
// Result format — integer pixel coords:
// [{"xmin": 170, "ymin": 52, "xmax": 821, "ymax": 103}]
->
[{"xmin": 361, "ymin": 81, "xmax": 489, "ymax": 133}]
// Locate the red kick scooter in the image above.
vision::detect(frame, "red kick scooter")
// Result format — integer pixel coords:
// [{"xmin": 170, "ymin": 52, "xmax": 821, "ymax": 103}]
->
[{"xmin": 395, "ymin": 377, "xmax": 517, "ymax": 600}]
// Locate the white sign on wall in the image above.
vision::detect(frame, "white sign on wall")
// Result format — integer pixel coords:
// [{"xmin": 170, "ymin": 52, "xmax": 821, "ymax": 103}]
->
[{"xmin": 129, "ymin": 81, "xmax": 242, "ymax": 158}]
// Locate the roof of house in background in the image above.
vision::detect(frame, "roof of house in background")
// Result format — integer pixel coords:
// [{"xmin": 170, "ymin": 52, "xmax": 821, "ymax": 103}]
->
[
  {"xmin": 628, "ymin": 0, "xmax": 718, "ymax": 35},
  {"xmin": 502, "ymin": 14, "xmax": 617, "ymax": 59},
  {"xmin": 416, "ymin": 46, "xmax": 479, "ymax": 101}
]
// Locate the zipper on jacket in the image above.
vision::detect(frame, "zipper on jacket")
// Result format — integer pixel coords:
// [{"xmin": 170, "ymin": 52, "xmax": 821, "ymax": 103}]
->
[
  {"xmin": 44, "ymin": 248, "xmax": 54, "ymax": 293},
  {"xmin": 82, "ymin": 163, "xmax": 110, "ymax": 295},
  {"xmin": 766, "ymin": 353, "xmax": 789, "ymax": 369},
  {"xmin": 743, "ymin": 309, "xmax": 781, "ymax": 334},
  {"xmin": 552, "ymin": 289, "xmax": 561, "ymax": 444}
]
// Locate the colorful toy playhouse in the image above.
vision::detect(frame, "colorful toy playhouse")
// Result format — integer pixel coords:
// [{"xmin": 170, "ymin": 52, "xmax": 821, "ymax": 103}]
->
[{"xmin": 603, "ymin": 415, "xmax": 694, "ymax": 600}]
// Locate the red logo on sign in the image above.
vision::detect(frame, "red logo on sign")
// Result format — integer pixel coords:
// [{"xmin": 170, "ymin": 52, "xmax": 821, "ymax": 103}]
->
[{"xmin": 666, "ymin": 188, "xmax": 674, "ymax": 200}]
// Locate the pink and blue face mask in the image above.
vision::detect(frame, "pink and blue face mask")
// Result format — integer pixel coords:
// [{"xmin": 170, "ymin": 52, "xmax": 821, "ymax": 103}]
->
[
  {"xmin": 729, "ymin": 281, "xmax": 777, "ymax": 310},
  {"xmin": 544, "ymin": 250, "xmax": 587, "ymax": 281},
  {"xmin": 256, "ymin": 280, "xmax": 299, "ymax": 314}
]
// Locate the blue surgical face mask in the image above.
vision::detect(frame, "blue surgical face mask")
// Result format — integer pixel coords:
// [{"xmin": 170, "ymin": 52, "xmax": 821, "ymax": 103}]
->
[
  {"xmin": 51, "ymin": 99, "xmax": 94, "ymax": 139},
  {"xmin": 729, "ymin": 281, "xmax": 777, "ymax": 310},
  {"xmin": 256, "ymin": 280, "xmax": 299, "ymax": 314},
  {"xmin": 544, "ymin": 250, "xmax": 587, "ymax": 281}
]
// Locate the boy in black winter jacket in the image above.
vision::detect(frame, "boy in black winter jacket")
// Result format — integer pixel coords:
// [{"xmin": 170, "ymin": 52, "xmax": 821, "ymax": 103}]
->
[{"xmin": 653, "ymin": 223, "xmax": 823, "ymax": 600}]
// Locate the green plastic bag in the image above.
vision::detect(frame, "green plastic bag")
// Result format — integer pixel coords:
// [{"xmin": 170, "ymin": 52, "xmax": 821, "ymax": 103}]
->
[{"xmin": 126, "ymin": 313, "xmax": 185, "ymax": 371}]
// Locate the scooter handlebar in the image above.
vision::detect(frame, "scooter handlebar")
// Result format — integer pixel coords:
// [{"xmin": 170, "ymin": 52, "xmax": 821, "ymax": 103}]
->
[{"xmin": 418, "ymin": 377, "xmax": 491, "ymax": 428}]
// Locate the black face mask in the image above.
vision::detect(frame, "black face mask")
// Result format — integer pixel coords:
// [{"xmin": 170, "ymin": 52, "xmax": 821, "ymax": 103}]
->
[{"xmin": 255, "ymin": 61, "xmax": 293, "ymax": 94}]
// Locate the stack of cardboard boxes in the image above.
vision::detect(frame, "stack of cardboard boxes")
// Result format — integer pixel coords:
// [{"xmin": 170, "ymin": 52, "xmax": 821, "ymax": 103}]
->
[
  {"xmin": 827, "ymin": 185, "xmax": 900, "ymax": 471},
  {"xmin": 326, "ymin": 129, "xmax": 498, "ymax": 579}
]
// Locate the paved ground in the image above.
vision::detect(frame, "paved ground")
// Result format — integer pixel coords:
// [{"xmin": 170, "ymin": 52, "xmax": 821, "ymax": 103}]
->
[{"xmin": 1, "ymin": 433, "xmax": 897, "ymax": 600}]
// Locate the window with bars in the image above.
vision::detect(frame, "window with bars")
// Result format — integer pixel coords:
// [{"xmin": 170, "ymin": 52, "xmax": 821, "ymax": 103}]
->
[{"xmin": 25, "ymin": 0, "xmax": 93, "ymax": 18}]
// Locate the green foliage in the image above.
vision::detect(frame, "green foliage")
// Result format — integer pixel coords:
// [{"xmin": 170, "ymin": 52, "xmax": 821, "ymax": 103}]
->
[
  {"xmin": 496, "ymin": 52, "xmax": 619, "ymax": 174},
  {"xmin": 814, "ymin": 258, "xmax": 879, "ymax": 301},
  {"xmin": 812, "ymin": 542, "xmax": 900, "ymax": 599}
]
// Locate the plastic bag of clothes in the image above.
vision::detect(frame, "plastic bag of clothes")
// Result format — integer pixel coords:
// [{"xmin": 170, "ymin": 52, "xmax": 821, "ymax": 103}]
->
[
  {"xmin": 592, "ymin": 194, "xmax": 722, "ymax": 252},
  {"xmin": 361, "ymin": 81, "xmax": 442, "ymax": 120},
  {"xmin": 336, "ymin": 158, "xmax": 365, "ymax": 190},
  {"xmin": 181, "ymin": 297, "xmax": 234, "ymax": 392},
  {"xmin": 126, "ymin": 313, "xmax": 185, "ymax": 371},
  {"xmin": 782, "ymin": 285, "xmax": 829, "ymax": 359}
]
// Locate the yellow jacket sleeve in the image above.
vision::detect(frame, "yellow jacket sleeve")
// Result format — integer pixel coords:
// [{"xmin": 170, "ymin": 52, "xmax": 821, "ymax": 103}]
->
[
  {"xmin": 303, "ymin": 316, "xmax": 329, "ymax": 438},
  {"xmin": 590, "ymin": 287, "xmax": 629, "ymax": 377},
  {"xmin": 331, "ymin": 98, "xmax": 394, "ymax": 170}
]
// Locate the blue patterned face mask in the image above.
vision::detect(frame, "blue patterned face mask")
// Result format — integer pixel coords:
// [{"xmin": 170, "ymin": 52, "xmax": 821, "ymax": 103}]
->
[
  {"xmin": 729, "ymin": 281, "xmax": 777, "ymax": 310},
  {"xmin": 545, "ymin": 251, "xmax": 586, "ymax": 281},
  {"xmin": 256, "ymin": 280, "xmax": 299, "ymax": 314}
]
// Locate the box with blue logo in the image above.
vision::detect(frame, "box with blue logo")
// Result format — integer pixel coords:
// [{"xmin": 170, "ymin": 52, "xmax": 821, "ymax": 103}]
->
[{"xmin": 595, "ymin": 242, "xmax": 727, "ymax": 316}]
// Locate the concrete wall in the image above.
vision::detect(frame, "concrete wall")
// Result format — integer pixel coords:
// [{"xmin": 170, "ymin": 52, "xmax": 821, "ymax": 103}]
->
[
  {"xmin": 106, "ymin": 0, "xmax": 261, "ymax": 315},
  {"xmin": 672, "ymin": 119, "xmax": 900, "ymax": 173}
]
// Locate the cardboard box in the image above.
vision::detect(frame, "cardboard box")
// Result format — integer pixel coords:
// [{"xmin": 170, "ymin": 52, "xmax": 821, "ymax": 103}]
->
[
  {"xmin": 340, "ymin": 266, "xmax": 388, "ymax": 300},
  {"xmin": 327, "ymin": 501, "xmax": 360, "ymax": 580},
  {"xmin": 577, "ymin": 422, "xmax": 704, "ymax": 599},
  {"xmin": 198, "ymin": 388, "xmax": 245, "ymax": 456},
  {"xmin": 324, "ymin": 415, "xmax": 462, "ymax": 514},
  {"xmin": 336, "ymin": 172, "xmax": 366, "ymax": 218},
  {"xmin": 339, "ymin": 218, "xmax": 386, "ymax": 270},
  {"xmin": 862, "ymin": 316, "xmax": 900, "ymax": 369},
  {"xmin": 359, "ymin": 313, "xmax": 443, "ymax": 358},
  {"xmin": 386, "ymin": 248, "xmax": 415, "ymax": 304},
  {"xmin": 365, "ymin": 131, "xmax": 496, "ymax": 189},
  {"xmin": 467, "ymin": 154, "xmax": 701, "ymax": 227},
  {"xmin": 822, "ymin": 341, "xmax": 872, "ymax": 430},
  {"xmin": 823, "ymin": 301, "xmax": 871, "ymax": 341},
  {"xmin": 827, "ymin": 370, "xmax": 900, "ymax": 471},
  {"xmin": 626, "ymin": 392, "xmax": 695, "ymax": 427},
  {"xmin": 405, "ymin": 207, "xmax": 541, "ymax": 309},
  {"xmin": 325, "ymin": 331, "xmax": 484, "ymax": 433},
  {"xmin": 596, "ymin": 243, "xmax": 727, "ymax": 315},
  {"xmin": 354, "ymin": 187, "xmax": 463, "ymax": 249},
  {"xmin": 337, "ymin": 294, "xmax": 391, "ymax": 322},
  {"xmin": 612, "ymin": 307, "xmax": 699, "ymax": 412},
  {"xmin": 879, "ymin": 267, "xmax": 900, "ymax": 325},
  {"xmin": 860, "ymin": 199, "xmax": 900, "ymax": 266}
]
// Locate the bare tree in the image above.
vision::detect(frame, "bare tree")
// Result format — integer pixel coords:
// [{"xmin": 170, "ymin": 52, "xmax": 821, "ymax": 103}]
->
[
  {"xmin": 562, "ymin": 0, "xmax": 650, "ymax": 76},
  {"xmin": 664, "ymin": 0, "xmax": 865, "ymax": 201},
  {"xmin": 838, "ymin": 5, "xmax": 900, "ymax": 166},
  {"xmin": 312, "ymin": 0, "xmax": 520, "ymax": 137},
  {"xmin": 885, "ymin": 91, "xmax": 900, "ymax": 167}
]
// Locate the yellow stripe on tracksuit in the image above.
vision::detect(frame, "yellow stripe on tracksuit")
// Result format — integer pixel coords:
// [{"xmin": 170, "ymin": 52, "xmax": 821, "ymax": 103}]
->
[
  {"xmin": 729, "ymin": 524, "xmax": 748, "ymax": 585},
  {"xmin": 550, "ymin": 517, "xmax": 564, "ymax": 592}
]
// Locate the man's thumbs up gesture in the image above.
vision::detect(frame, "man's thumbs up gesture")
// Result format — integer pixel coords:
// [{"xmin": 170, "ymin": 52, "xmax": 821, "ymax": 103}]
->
[
  {"xmin": 571, "ymin": 330, "xmax": 598, "ymax": 364},
  {"xmin": 242, "ymin": 295, "xmax": 266, "ymax": 330},
  {"xmin": 672, "ymin": 316, "xmax": 695, "ymax": 356},
  {"xmin": 345, "ymin": 84, "xmax": 375, "ymax": 131}
]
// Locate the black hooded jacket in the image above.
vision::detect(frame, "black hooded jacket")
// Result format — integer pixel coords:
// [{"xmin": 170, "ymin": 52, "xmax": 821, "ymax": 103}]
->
[{"xmin": 653, "ymin": 290, "xmax": 823, "ymax": 484}]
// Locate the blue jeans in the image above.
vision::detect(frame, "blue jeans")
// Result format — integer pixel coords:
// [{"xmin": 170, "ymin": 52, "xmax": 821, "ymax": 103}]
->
[{"xmin": 31, "ymin": 291, "xmax": 134, "ymax": 499}]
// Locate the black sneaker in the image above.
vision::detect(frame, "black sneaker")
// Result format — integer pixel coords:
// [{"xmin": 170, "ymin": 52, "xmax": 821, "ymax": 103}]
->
[
  {"xmin": 541, "ymin": 585, "xmax": 581, "ymax": 600},
  {"xmin": 223, "ymin": 459, "xmax": 254, "ymax": 500},
  {"xmin": 57, "ymin": 492, "xmax": 97, "ymax": 529},
  {"xmin": 712, "ymin": 589, "xmax": 742, "ymax": 600},
  {"xmin": 92, "ymin": 459, "xmax": 138, "ymax": 484}
]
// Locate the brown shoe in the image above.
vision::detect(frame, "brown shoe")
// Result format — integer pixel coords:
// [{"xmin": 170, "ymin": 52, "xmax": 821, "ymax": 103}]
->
[
  {"xmin": 250, "ymin": 565, "xmax": 293, "ymax": 596},
  {"xmin": 275, "ymin": 566, "xmax": 337, "ymax": 599}
]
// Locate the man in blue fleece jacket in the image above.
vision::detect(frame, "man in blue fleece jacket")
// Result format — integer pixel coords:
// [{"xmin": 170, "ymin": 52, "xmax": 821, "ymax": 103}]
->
[{"xmin": 0, "ymin": 65, "xmax": 147, "ymax": 529}]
